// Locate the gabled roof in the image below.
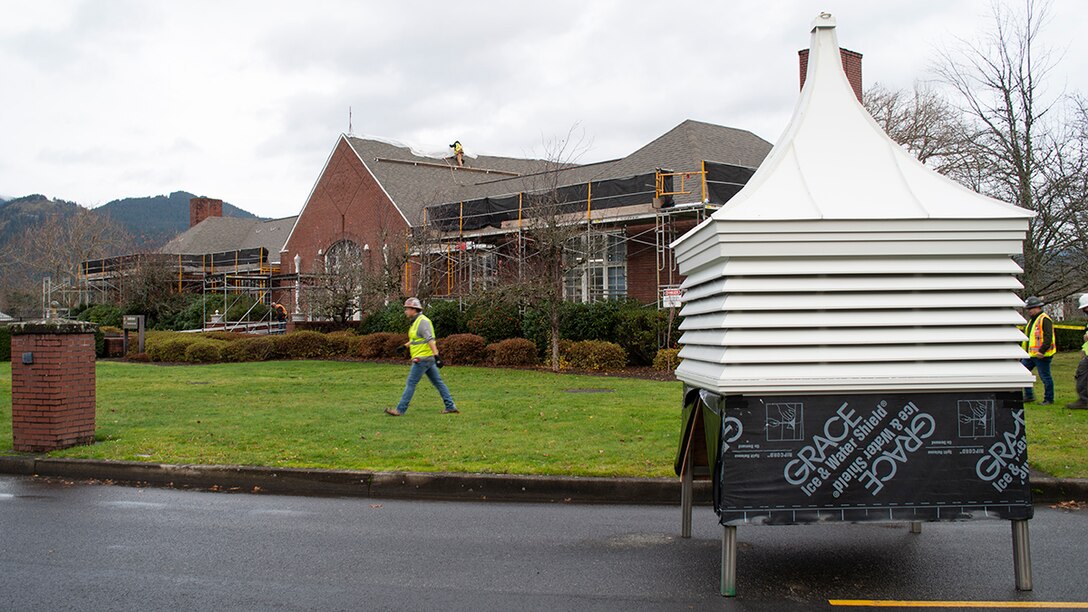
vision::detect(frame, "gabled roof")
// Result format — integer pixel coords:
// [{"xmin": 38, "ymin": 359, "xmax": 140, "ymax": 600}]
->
[
  {"xmin": 159, "ymin": 216, "xmax": 297, "ymax": 263},
  {"xmin": 344, "ymin": 137, "xmax": 560, "ymax": 223},
  {"xmin": 606, "ymin": 120, "xmax": 771, "ymax": 191},
  {"xmin": 345, "ymin": 120, "xmax": 772, "ymax": 223}
]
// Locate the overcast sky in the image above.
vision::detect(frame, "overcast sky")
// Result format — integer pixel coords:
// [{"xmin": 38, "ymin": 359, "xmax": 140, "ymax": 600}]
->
[{"xmin": 2, "ymin": 1, "xmax": 1086, "ymax": 219}]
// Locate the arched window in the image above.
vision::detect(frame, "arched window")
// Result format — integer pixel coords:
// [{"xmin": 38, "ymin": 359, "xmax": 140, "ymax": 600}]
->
[{"xmin": 325, "ymin": 240, "xmax": 363, "ymax": 274}]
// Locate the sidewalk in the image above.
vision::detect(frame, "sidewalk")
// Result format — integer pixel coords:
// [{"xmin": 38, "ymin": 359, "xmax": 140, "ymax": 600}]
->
[{"xmin": 2, "ymin": 455, "xmax": 1086, "ymax": 504}]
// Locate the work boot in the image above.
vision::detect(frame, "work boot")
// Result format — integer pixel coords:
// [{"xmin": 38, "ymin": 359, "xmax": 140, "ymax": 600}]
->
[{"xmin": 1066, "ymin": 400, "xmax": 1088, "ymax": 410}]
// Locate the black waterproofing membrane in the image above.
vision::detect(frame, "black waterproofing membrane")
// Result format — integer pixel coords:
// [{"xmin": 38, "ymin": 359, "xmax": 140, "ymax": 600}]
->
[
  {"xmin": 704, "ymin": 162, "xmax": 756, "ymax": 204},
  {"xmin": 680, "ymin": 388, "xmax": 1033, "ymax": 525},
  {"xmin": 424, "ymin": 172, "xmax": 666, "ymax": 232},
  {"xmin": 422, "ymin": 161, "xmax": 760, "ymax": 233},
  {"xmin": 82, "ymin": 248, "xmax": 268, "ymax": 275}
]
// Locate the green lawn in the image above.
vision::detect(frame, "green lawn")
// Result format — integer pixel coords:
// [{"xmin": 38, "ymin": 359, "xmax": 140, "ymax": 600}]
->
[
  {"xmin": 0, "ymin": 361, "xmax": 681, "ymax": 478},
  {"xmin": 1, "ymin": 355, "xmax": 1086, "ymax": 478}
]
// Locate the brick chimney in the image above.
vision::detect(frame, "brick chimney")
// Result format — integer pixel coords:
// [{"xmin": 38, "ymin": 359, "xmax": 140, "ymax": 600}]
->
[
  {"xmin": 190, "ymin": 197, "xmax": 223, "ymax": 228},
  {"xmin": 798, "ymin": 47, "xmax": 863, "ymax": 103}
]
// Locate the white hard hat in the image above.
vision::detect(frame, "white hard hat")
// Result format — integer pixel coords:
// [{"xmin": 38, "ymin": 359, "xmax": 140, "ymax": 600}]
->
[
  {"xmin": 1079, "ymin": 293, "xmax": 1088, "ymax": 311},
  {"xmin": 403, "ymin": 297, "xmax": 423, "ymax": 310}
]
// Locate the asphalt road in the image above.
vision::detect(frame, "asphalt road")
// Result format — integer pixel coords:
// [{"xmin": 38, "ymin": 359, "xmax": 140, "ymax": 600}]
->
[{"xmin": 1, "ymin": 475, "xmax": 1086, "ymax": 611}]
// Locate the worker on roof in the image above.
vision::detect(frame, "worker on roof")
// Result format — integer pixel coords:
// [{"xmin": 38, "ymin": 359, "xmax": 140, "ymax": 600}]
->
[
  {"xmin": 1021, "ymin": 296, "xmax": 1056, "ymax": 405},
  {"xmin": 449, "ymin": 140, "xmax": 464, "ymax": 167}
]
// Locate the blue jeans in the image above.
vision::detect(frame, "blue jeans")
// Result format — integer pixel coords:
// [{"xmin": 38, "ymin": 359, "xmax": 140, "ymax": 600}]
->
[
  {"xmin": 395, "ymin": 357, "xmax": 456, "ymax": 413},
  {"xmin": 1021, "ymin": 356, "xmax": 1054, "ymax": 402}
]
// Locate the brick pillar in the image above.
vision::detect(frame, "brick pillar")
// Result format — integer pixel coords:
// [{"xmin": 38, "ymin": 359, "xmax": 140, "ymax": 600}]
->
[
  {"xmin": 798, "ymin": 47, "xmax": 863, "ymax": 103},
  {"xmin": 9, "ymin": 320, "xmax": 97, "ymax": 452}
]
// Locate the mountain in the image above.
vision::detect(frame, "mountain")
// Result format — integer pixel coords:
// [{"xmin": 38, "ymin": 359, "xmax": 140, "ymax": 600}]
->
[
  {"xmin": 0, "ymin": 194, "xmax": 83, "ymax": 249},
  {"xmin": 94, "ymin": 191, "xmax": 258, "ymax": 248},
  {"xmin": 0, "ymin": 191, "xmax": 262, "ymax": 259}
]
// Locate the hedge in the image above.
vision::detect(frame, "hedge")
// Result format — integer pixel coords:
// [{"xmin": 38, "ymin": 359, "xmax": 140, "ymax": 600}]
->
[
  {"xmin": 1057, "ymin": 320, "xmax": 1087, "ymax": 352},
  {"xmin": 488, "ymin": 338, "xmax": 539, "ymax": 366},
  {"xmin": 436, "ymin": 333, "xmax": 488, "ymax": 365},
  {"xmin": 184, "ymin": 340, "xmax": 225, "ymax": 363},
  {"xmin": 566, "ymin": 340, "xmax": 627, "ymax": 371},
  {"xmin": 221, "ymin": 336, "xmax": 278, "ymax": 362},
  {"xmin": 652, "ymin": 348, "xmax": 681, "ymax": 372},
  {"xmin": 274, "ymin": 331, "xmax": 331, "ymax": 359},
  {"xmin": 0, "ymin": 325, "xmax": 10, "ymax": 361},
  {"xmin": 358, "ymin": 332, "xmax": 408, "ymax": 359}
]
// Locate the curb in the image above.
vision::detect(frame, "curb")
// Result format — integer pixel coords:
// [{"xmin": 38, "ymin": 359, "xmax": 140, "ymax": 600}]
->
[
  {"xmin": 1, "ymin": 456, "xmax": 1085, "ymax": 504},
  {"xmin": 0, "ymin": 456, "xmax": 713, "ymax": 504}
]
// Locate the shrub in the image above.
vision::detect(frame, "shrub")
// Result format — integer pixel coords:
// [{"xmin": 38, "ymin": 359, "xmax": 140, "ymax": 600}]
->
[
  {"xmin": 381, "ymin": 333, "xmax": 409, "ymax": 358},
  {"xmin": 274, "ymin": 331, "xmax": 331, "ymax": 359},
  {"xmin": 147, "ymin": 335, "xmax": 200, "ymax": 362},
  {"xmin": 652, "ymin": 348, "xmax": 681, "ymax": 371},
  {"xmin": 221, "ymin": 336, "xmax": 277, "ymax": 362},
  {"xmin": 359, "ymin": 302, "xmax": 409, "ymax": 334},
  {"xmin": 0, "ymin": 325, "xmax": 10, "ymax": 361},
  {"xmin": 615, "ymin": 307, "xmax": 668, "ymax": 366},
  {"xmin": 1057, "ymin": 319, "xmax": 1087, "ymax": 351},
  {"xmin": 76, "ymin": 303, "xmax": 123, "ymax": 328},
  {"xmin": 202, "ymin": 331, "xmax": 250, "ymax": 342},
  {"xmin": 126, "ymin": 352, "xmax": 150, "ymax": 363},
  {"xmin": 357, "ymin": 332, "xmax": 408, "ymax": 359},
  {"xmin": 436, "ymin": 333, "xmax": 488, "ymax": 365},
  {"xmin": 425, "ymin": 300, "xmax": 467, "ymax": 336},
  {"xmin": 566, "ymin": 340, "xmax": 627, "ymax": 371},
  {"xmin": 292, "ymin": 321, "xmax": 356, "ymax": 334},
  {"xmin": 489, "ymin": 338, "xmax": 539, "ymax": 366},
  {"xmin": 466, "ymin": 301, "xmax": 522, "ymax": 343},
  {"xmin": 184, "ymin": 340, "xmax": 224, "ymax": 363},
  {"xmin": 93, "ymin": 326, "xmax": 105, "ymax": 358},
  {"xmin": 100, "ymin": 325, "xmax": 123, "ymax": 336},
  {"xmin": 327, "ymin": 331, "xmax": 361, "ymax": 357}
]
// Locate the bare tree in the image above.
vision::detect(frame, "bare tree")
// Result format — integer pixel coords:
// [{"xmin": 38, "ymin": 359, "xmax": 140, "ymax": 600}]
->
[
  {"xmin": 500, "ymin": 127, "xmax": 592, "ymax": 371},
  {"xmin": 931, "ymin": 0, "xmax": 1088, "ymax": 299},
  {"xmin": 864, "ymin": 81, "xmax": 977, "ymax": 179},
  {"xmin": 6, "ymin": 208, "xmax": 133, "ymax": 309}
]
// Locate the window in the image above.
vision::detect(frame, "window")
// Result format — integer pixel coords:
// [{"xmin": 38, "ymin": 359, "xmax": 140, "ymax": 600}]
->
[
  {"xmin": 563, "ymin": 232, "xmax": 626, "ymax": 302},
  {"xmin": 325, "ymin": 240, "xmax": 363, "ymax": 273}
]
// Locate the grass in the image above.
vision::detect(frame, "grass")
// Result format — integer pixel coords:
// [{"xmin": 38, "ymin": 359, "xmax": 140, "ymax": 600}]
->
[
  {"xmin": 0, "ymin": 361, "xmax": 681, "ymax": 478},
  {"xmin": 0, "ymin": 354, "xmax": 1086, "ymax": 479}
]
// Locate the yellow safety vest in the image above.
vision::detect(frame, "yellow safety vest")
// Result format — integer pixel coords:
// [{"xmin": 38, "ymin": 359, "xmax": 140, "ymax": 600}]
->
[
  {"xmin": 1022, "ymin": 312, "xmax": 1057, "ymax": 357},
  {"xmin": 408, "ymin": 314, "xmax": 436, "ymax": 359}
]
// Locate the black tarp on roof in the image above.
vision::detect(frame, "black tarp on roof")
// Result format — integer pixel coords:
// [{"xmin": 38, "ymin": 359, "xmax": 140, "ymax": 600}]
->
[
  {"xmin": 704, "ymin": 162, "xmax": 756, "ymax": 205},
  {"xmin": 426, "ymin": 171, "xmax": 666, "ymax": 232}
]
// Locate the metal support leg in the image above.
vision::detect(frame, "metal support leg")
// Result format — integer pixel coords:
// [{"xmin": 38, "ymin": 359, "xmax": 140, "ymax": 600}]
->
[
  {"xmin": 681, "ymin": 448, "xmax": 693, "ymax": 539},
  {"xmin": 721, "ymin": 525, "xmax": 737, "ymax": 597},
  {"xmin": 910, "ymin": 521, "xmax": 922, "ymax": 534},
  {"xmin": 1012, "ymin": 519, "xmax": 1033, "ymax": 591}
]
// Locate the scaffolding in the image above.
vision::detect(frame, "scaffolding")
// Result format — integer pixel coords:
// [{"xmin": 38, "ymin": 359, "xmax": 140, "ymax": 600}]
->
[{"xmin": 412, "ymin": 161, "xmax": 748, "ymax": 308}]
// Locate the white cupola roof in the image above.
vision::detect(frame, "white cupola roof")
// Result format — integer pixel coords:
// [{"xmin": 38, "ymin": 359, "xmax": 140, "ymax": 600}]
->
[{"xmin": 670, "ymin": 13, "xmax": 1034, "ymax": 395}]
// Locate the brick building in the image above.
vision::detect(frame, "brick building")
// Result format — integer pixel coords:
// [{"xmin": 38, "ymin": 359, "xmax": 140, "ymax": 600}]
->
[{"xmin": 278, "ymin": 119, "xmax": 773, "ymax": 314}]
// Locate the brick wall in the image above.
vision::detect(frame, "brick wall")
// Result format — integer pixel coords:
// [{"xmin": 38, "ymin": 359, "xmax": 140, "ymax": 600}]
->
[
  {"xmin": 9, "ymin": 324, "xmax": 96, "ymax": 452},
  {"xmin": 281, "ymin": 137, "xmax": 411, "ymax": 309},
  {"xmin": 190, "ymin": 197, "xmax": 223, "ymax": 228},
  {"xmin": 624, "ymin": 221, "xmax": 697, "ymax": 305},
  {"xmin": 798, "ymin": 47, "xmax": 863, "ymax": 103}
]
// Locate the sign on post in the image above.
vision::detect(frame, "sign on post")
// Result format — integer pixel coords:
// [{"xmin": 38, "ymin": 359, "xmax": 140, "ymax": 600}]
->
[
  {"xmin": 661, "ymin": 286, "xmax": 683, "ymax": 309},
  {"xmin": 122, "ymin": 314, "xmax": 146, "ymax": 355}
]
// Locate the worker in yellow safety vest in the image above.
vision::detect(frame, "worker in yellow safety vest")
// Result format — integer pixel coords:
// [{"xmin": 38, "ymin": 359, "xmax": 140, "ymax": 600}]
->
[
  {"xmin": 385, "ymin": 297, "xmax": 459, "ymax": 416},
  {"xmin": 1067, "ymin": 293, "xmax": 1088, "ymax": 410},
  {"xmin": 1021, "ymin": 295, "xmax": 1056, "ymax": 405},
  {"xmin": 450, "ymin": 140, "xmax": 464, "ymax": 166}
]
